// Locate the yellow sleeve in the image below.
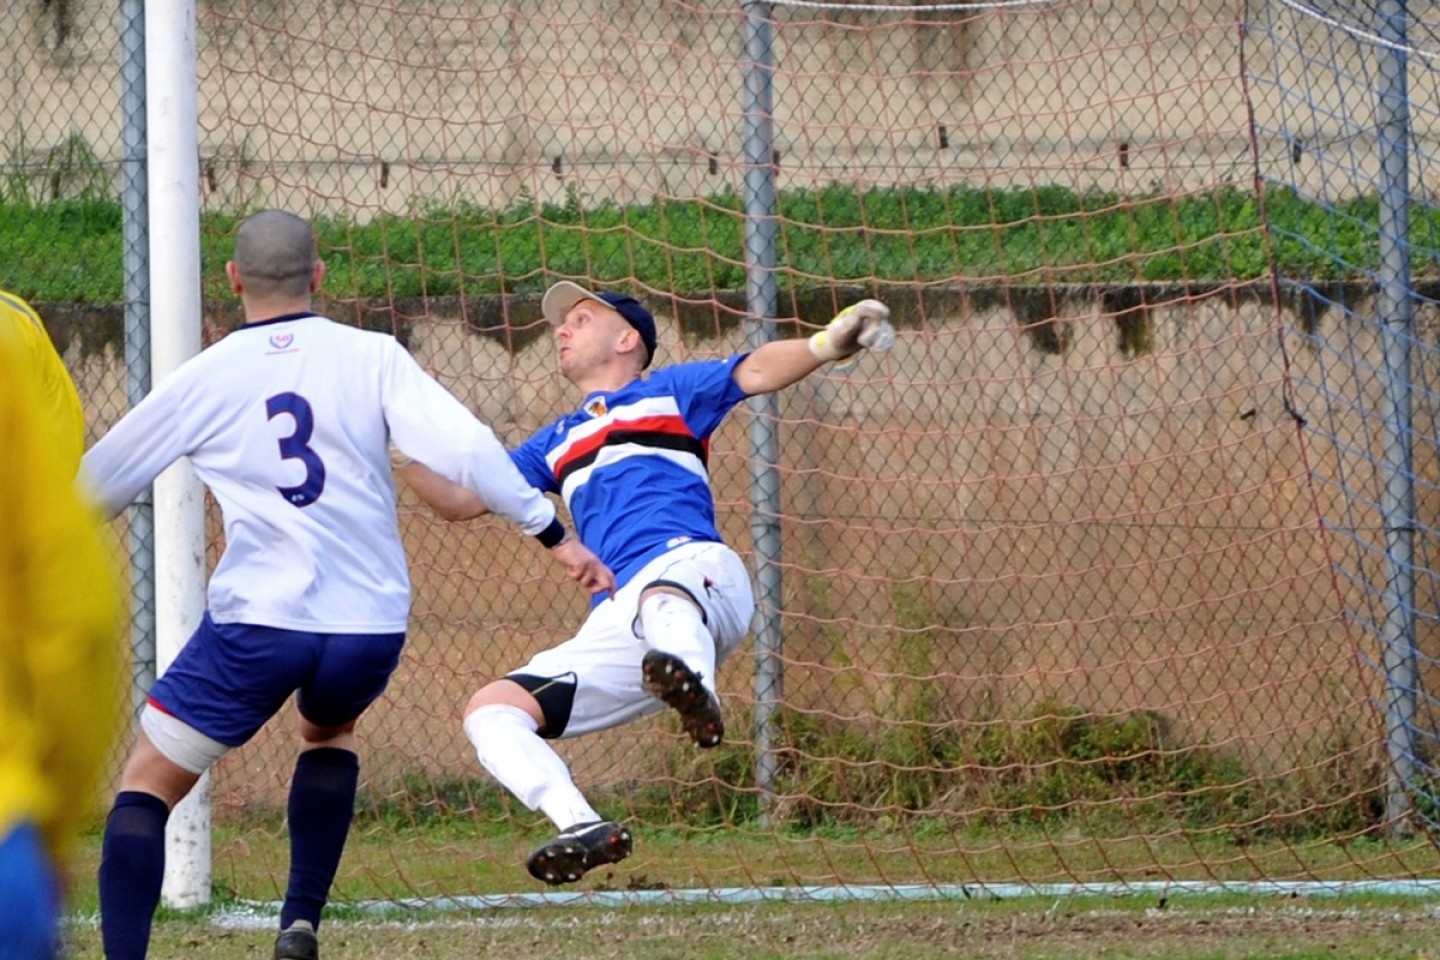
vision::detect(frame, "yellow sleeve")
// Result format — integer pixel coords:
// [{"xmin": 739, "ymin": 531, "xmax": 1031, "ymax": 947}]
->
[
  {"xmin": 0, "ymin": 332, "xmax": 120, "ymax": 862},
  {"xmin": 0, "ymin": 290, "xmax": 86, "ymax": 474}
]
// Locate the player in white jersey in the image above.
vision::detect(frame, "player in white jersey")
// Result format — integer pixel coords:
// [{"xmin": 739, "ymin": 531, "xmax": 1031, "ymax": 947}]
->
[
  {"xmin": 81, "ymin": 211, "xmax": 613, "ymax": 960},
  {"xmin": 400, "ymin": 281, "xmax": 891, "ymax": 885}
]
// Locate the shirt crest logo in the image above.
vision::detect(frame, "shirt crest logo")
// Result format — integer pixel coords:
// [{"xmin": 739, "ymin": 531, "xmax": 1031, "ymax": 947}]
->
[
  {"xmin": 269, "ymin": 332, "xmax": 295, "ymax": 350},
  {"xmin": 584, "ymin": 398, "xmax": 607, "ymax": 418}
]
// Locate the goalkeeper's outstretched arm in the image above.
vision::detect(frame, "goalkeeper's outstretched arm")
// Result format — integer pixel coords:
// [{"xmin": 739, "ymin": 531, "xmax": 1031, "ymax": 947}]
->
[
  {"xmin": 396, "ymin": 460, "xmax": 490, "ymax": 522},
  {"xmin": 732, "ymin": 299, "xmax": 891, "ymax": 396},
  {"xmin": 396, "ymin": 459, "xmax": 613, "ymax": 597}
]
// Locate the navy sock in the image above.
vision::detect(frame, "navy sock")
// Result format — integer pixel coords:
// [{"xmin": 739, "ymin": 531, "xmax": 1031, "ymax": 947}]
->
[
  {"xmin": 280, "ymin": 747, "xmax": 359, "ymax": 930},
  {"xmin": 99, "ymin": 791, "xmax": 170, "ymax": 960}
]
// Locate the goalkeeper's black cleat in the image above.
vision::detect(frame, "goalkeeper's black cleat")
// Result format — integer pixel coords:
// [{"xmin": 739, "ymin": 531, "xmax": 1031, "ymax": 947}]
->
[
  {"xmin": 526, "ymin": 820, "xmax": 633, "ymax": 886},
  {"xmin": 273, "ymin": 920, "xmax": 319, "ymax": 960},
  {"xmin": 641, "ymin": 650, "xmax": 724, "ymax": 748}
]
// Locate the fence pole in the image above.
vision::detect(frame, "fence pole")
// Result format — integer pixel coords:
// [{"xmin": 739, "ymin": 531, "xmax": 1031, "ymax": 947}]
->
[
  {"xmin": 119, "ymin": 0, "xmax": 155, "ymax": 725},
  {"xmin": 1373, "ymin": 0, "xmax": 1418, "ymax": 836},
  {"xmin": 740, "ymin": 0, "xmax": 783, "ymax": 822},
  {"xmin": 145, "ymin": 0, "xmax": 211, "ymax": 906}
]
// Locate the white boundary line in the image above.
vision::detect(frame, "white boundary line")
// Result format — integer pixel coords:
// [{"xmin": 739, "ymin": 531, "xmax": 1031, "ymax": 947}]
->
[
  {"xmin": 758, "ymin": 0, "xmax": 1068, "ymax": 13},
  {"xmin": 228, "ymin": 879, "xmax": 1440, "ymax": 916}
]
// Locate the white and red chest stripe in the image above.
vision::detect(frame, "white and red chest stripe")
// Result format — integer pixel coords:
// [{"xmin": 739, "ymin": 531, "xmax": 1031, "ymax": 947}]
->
[{"xmin": 545, "ymin": 395, "xmax": 710, "ymax": 504}]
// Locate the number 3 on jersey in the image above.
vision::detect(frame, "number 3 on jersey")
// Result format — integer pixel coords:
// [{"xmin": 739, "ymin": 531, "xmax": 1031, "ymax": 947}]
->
[{"xmin": 267, "ymin": 392, "xmax": 327, "ymax": 507}]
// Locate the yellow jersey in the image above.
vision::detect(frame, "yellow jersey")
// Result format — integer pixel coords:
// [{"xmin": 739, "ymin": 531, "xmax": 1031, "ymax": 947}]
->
[
  {"xmin": 0, "ymin": 324, "xmax": 120, "ymax": 862},
  {"xmin": 0, "ymin": 290, "xmax": 86, "ymax": 474}
]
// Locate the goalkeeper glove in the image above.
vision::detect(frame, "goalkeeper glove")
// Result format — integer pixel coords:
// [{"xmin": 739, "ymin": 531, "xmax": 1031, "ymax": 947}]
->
[{"xmin": 808, "ymin": 299, "xmax": 894, "ymax": 362}]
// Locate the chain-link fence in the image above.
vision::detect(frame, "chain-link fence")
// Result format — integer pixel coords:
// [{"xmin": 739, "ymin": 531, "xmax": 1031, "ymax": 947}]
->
[{"xmin": 4, "ymin": 0, "xmax": 1437, "ymax": 903}]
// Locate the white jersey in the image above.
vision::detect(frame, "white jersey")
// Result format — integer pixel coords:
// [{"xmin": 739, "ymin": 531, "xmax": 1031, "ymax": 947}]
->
[{"xmin": 81, "ymin": 312, "xmax": 557, "ymax": 633}]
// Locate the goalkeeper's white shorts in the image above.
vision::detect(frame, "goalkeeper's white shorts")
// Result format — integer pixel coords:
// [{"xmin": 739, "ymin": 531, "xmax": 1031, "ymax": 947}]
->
[{"xmin": 508, "ymin": 539, "xmax": 754, "ymax": 738}]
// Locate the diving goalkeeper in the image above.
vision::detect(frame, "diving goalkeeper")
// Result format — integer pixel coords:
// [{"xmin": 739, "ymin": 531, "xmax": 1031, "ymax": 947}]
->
[{"xmin": 400, "ymin": 283, "xmax": 892, "ymax": 885}]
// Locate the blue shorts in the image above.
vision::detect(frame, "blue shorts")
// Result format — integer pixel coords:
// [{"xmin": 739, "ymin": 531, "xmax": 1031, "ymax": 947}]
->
[
  {"xmin": 0, "ymin": 822, "xmax": 60, "ymax": 960},
  {"xmin": 148, "ymin": 612, "xmax": 406, "ymax": 746}
]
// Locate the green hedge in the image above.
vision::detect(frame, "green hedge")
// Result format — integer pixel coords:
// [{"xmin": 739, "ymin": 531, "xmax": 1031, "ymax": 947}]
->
[{"xmin": 0, "ymin": 184, "xmax": 1428, "ymax": 304}]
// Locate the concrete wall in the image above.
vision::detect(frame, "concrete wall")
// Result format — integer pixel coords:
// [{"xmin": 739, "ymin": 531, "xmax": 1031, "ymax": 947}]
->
[
  {"xmin": 1, "ymin": 0, "xmax": 1408, "ymax": 217},
  {"xmin": 50, "ymin": 282, "xmax": 1434, "ymax": 807}
]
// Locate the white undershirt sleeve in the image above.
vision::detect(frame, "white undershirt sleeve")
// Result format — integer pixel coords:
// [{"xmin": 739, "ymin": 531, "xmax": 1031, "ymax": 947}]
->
[{"xmin": 78, "ymin": 366, "xmax": 205, "ymax": 519}]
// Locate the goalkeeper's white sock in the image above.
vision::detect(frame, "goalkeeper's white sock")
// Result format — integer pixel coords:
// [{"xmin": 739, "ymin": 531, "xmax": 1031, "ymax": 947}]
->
[
  {"xmin": 463, "ymin": 704, "xmax": 600, "ymax": 829},
  {"xmin": 638, "ymin": 592, "xmax": 717, "ymax": 693}
]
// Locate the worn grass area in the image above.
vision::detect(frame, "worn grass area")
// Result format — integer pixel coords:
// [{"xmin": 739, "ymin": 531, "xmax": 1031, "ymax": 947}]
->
[
  {"xmin": 60, "ymin": 821, "xmax": 1440, "ymax": 958},
  {"xmin": 62, "ymin": 895, "xmax": 1440, "ymax": 960},
  {"xmin": 62, "ymin": 820, "xmax": 1440, "ymax": 913}
]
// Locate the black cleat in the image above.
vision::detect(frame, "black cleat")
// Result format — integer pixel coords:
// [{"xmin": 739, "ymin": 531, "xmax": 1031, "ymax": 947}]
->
[
  {"xmin": 526, "ymin": 820, "xmax": 633, "ymax": 886},
  {"xmin": 642, "ymin": 650, "xmax": 724, "ymax": 748},
  {"xmin": 273, "ymin": 920, "xmax": 319, "ymax": 960}
]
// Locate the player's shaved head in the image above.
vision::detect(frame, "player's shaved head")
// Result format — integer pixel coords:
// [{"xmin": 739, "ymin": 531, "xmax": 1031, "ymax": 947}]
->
[{"xmin": 233, "ymin": 209, "xmax": 317, "ymax": 298}]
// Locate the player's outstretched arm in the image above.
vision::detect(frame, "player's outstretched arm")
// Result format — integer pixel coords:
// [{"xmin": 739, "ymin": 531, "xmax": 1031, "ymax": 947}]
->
[
  {"xmin": 384, "ymin": 345, "xmax": 564, "ymax": 538},
  {"xmin": 732, "ymin": 299, "xmax": 892, "ymax": 396},
  {"xmin": 396, "ymin": 459, "xmax": 615, "ymax": 596}
]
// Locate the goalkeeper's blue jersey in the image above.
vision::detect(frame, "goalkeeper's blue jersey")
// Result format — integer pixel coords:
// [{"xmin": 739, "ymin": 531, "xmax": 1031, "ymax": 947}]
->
[{"xmin": 511, "ymin": 355, "xmax": 751, "ymax": 596}]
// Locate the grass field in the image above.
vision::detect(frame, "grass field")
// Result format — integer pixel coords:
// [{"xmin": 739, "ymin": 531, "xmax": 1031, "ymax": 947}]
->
[
  {"xmin": 61, "ymin": 893, "xmax": 1440, "ymax": 959},
  {"xmin": 59, "ymin": 824, "xmax": 1440, "ymax": 959}
]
